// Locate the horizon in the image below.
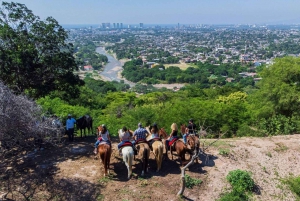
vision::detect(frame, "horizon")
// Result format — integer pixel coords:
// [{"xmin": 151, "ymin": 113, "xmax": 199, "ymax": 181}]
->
[{"xmin": 6, "ymin": 0, "xmax": 300, "ymax": 25}]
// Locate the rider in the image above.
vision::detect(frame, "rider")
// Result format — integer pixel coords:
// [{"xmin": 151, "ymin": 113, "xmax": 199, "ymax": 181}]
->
[
  {"xmin": 94, "ymin": 124, "xmax": 111, "ymax": 154},
  {"xmin": 133, "ymin": 122, "xmax": 149, "ymax": 146},
  {"xmin": 118, "ymin": 126, "xmax": 131, "ymax": 149},
  {"xmin": 165, "ymin": 123, "xmax": 179, "ymax": 150},
  {"xmin": 182, "ymin": 127, "xmax": 189, "ymax": 145},
  {"xmin": 187, "ymin": 119, "xmax": 197, "ymax": 134},
  {"xmin": 150, "ymin": 123, "xmax": 159, "ymax": 139}
]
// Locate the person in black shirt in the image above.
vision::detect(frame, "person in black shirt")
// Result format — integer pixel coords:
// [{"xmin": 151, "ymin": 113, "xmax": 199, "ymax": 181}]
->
[{"xmin": 187, "ymin": 119, "xmax": 197, "ymax": 134}]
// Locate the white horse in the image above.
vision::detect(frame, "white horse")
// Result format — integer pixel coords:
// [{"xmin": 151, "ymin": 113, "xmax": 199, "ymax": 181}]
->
[
  {"xmin": 122, "ymin": 146, "xmax": 134, "ymax": 179},
  {"xmin": 119, "ymin": 129, "xmax": 134, "ymax": 179}
]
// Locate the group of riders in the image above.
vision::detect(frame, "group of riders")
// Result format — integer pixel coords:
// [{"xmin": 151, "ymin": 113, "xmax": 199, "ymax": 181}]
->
[{"xmin": 93, "ymin": 119, "xmax": 198, "ymax": 155}]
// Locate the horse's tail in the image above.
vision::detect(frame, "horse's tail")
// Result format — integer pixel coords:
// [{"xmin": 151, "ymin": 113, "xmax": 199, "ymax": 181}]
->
[
  {"xmin": 123, "ymin": 147, "xmax": 133, "ymax": 179},
  {"xmin": 153, "ymin": 141, "xmax": 163, "ymax": 171}
]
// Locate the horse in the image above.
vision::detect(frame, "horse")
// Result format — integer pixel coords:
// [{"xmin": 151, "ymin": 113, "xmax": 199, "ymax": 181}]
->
[
  {"xmin": 118, "ymin": 129, "xmax": 134, "ymax": 179},
  {"xmin": 181, "ymin": 124, "xmax": 200, "ymax": 163},
  {"xmin": 159, "ymin": 128, "xmax": 193, "ymax": 166},
  {"xmin": 135, "ymin": 139, "xmax": 150, "ymax": 176},
  {"xmin": 76, "ymin": 115, "xmax": 93, "ymax": 138},
  {"xmin": 146, "ymin": 127, "xmax": 163, "ymax": 172},
  {"xmin": 96, "ymin": 125, "xmax": 112, "ymax": 176}
]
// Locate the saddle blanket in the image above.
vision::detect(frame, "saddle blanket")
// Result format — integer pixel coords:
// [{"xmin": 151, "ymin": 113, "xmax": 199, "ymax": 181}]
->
[
  {"xmin": 119, "ymin": 141, "xmax": 132, "ymax": 149},
  {"xmin": 99, "ymin": 141, "xmax": 111, "ymax": 146},
  {"xmin": 169, "ymin": 138, "xmax": 179, "ymax": 147}
]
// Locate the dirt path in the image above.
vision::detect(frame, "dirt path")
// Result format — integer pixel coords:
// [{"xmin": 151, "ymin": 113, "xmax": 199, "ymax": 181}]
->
[{"xmin": 1, "ymin": 135, "xmax": 300, "ymax": 200}]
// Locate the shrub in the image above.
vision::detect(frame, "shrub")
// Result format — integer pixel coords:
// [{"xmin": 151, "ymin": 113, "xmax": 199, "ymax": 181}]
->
[
  {"xmin": 283, "ymin": 175, "xmax": 300, "ymax": 199},
  {"xmin": 226, "ymin": 169, "xmax": 254, "ymax": 193},
  {"xmin": 218, "ymin": 191, "xmax": 248, "ymax": 201},
  {"xmin": 185, "ymin": 175, "xmax": 202, "ymax": 189}
]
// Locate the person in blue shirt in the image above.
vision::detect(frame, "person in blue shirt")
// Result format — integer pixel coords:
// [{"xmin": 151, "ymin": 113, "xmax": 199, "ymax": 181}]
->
[
  {"xmin": 133, "ymin": 123, "xmax": 149, "ymax": 144},
  {"xmin": 66, "ymin": 114, "xmax": 76, "ymax": 142}
]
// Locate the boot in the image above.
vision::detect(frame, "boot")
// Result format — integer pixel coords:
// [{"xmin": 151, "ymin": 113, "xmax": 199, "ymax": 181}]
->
[{"xmin": 93, "ymin": 148, "xmax": 97, "ymax": 154}]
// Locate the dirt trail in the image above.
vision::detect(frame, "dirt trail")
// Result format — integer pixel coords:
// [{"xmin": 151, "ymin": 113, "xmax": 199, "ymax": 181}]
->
[{"xmin": 1, "ymin": 135, "xmax": 300, "ymax": 201}]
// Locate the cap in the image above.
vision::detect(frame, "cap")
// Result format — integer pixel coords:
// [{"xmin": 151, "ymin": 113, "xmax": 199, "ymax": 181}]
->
[
  {"xmin": 138, "ymin": 122, "xmax": 142, "ymax": 127},
  {"xmin": 68, "ymin": 114, "xmax": 71, "ymax": 117}
]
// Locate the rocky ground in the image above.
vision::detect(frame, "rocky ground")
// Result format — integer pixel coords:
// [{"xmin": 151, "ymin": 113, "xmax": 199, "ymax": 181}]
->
[{"xmin": 1, "ymin": 134, "xmax": 300, "ymax": 201}]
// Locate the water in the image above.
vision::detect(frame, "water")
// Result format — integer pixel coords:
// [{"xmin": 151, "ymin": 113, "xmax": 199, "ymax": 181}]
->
[{"xmin": 96, "ymin": 47, "xmax": 135, "ymax": 87}]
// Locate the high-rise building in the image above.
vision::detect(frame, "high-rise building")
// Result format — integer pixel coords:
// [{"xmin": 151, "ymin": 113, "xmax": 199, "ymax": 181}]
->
[
  {"xmin": 102, "ymin": 23, "xmax": 106, "ymax": 28},
  {"xmin": 117, "ymin": 23, "xmax": 119, "ymax": 29},
  {"xmin": 106, "ymin": 23, "xmax": 111, "ymax": 29},
  {"xmin": 120, "ymin": 23, "xmax": 123, "ymax": 29},
  {"xmin": 113, "ymin": 23, "xmax": 116, "ymax": 28},
  {"xmin": 139, "ymin": 23, "xmax": 143, "ymax": 28}
]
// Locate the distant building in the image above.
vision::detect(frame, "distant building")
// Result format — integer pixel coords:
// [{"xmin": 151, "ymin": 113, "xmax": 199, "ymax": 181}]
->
[
  {"xmin": 83, "ymin": 65, "xmax": 93, "ymax": 71},
  {"xmin": 120, "ymin": 23, "xmax": 123, "ymax": 28},
  {"xmin": 113, "ymin": 23, "xmax": 116, "ymax": 28},
  {"xmin": 139, "ymin": 23, "xmax": 143, "ymax": 28}
]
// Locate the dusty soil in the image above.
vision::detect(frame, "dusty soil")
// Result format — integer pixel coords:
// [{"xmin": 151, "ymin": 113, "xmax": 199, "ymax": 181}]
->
[{"xmin": 1, "ymin": 134, "xmax": 300, "ymax": 201}]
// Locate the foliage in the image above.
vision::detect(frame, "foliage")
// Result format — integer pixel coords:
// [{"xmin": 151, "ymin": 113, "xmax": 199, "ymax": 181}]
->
[
  {"xmin": 226, "ymin": 169, "xmax": 254, "ymax": 193},
  {"xmin": 0, "ymin": 2, "xmax": 83, "ymax": 99},
  {"xmin": 218, "ymin": 191, "xmax": 249, "ymax": 201},
  {"xmin": 282, "ymin": 175, "xmax": 300, "ymax": 199},
  {"xmin": 184, "ymin": 175, "xmax": 202, "ymax": 189}
]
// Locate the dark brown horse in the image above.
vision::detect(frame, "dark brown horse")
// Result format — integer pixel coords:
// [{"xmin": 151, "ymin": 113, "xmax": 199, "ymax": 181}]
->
[
  {"xmin": 96, "ymin": 125, "xmax": 112, "ymax": 176},
  {"xmin": 159, "ymin": 128, "xmax": 192, "ymax": 166}
]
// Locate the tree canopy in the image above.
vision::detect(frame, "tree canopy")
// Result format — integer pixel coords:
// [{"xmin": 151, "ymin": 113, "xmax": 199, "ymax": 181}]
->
[{"xmin": 0, "ymin": 2, "xmax": 83, "ymax": 99}]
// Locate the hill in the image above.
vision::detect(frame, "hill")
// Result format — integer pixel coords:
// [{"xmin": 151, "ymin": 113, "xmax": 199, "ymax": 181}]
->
[{"xmin": 1, "ymin": 135, "xmax": 299, "ymax": 200}]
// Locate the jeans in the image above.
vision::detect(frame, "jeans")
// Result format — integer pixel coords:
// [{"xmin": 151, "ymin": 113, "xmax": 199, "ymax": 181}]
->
[
  {"xmin": 67, "ymin": 128, "xmax": 74, "ymax": 142},
  {"xmin": 118, "ymin": 141, "xmax": 129, "ymax": 149},
  {"xmin": 183, "ymin": 134, "xmax": 188, "ymax": 144}
]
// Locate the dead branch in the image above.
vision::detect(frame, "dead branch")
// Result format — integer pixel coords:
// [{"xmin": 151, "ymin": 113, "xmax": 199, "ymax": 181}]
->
[
  {"xmin": 0, "ymin": 81, "xmax": 64, "ymax": 157},
  {"xmin": 177, "ymin": 151, "xmax": 199, "ymax": 196}
]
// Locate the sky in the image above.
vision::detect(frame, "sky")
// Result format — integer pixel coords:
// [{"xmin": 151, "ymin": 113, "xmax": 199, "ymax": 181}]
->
[{"xmin": 5, "ymin": 0, "xmax": 300, "ymax": 25}]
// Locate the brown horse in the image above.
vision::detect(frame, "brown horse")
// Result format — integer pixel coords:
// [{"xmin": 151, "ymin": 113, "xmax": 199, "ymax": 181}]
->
[
  {"xmin": 159, "ymin": 128, "xmax": 193, "ymax": 166},
  {"xmin": 181, "ymin": 124, "xmax": 200, "ymax": 163},
  {"xmin": 96, "ymin": 125, "xmax": 112, "ymax": 176},
  {"xmin": 146, "ymin": 127, "xmax": 163, "ymax": 172},
  {"xmin": 125, "ymin": 128, "xmax": 150, "ymax": 176}
]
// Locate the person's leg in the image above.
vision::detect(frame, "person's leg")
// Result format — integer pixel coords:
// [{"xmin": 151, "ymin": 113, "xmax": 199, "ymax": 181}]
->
[
  {"xmin": 183, "ymin": 134, "xmax": 187, "ymax": 144},
  {"xmin": 67, "ymin": 129, "xmax": 71, "ymax": 142},
  {"xmin": 70, "ymin": 128, "xmax": 74, "ymax": 142}
]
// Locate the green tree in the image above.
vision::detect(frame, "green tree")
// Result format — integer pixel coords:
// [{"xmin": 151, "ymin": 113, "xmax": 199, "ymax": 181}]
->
[{"xmin": 0, "ymin": 2, "xmax": 83, "ymax": 99}]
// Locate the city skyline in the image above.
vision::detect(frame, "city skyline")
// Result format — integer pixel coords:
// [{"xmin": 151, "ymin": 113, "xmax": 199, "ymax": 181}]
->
[{"xmin": 7, "ymin": 0, "xmax": 300, "ymax": 25}]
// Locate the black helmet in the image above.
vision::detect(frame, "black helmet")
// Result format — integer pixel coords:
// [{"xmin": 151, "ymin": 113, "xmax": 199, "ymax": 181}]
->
[
  {"xmin": 189, "ymin": 119, "xmax": 194, "ymax": 123},
  {"xmin": 102, "ymin": 124, "xmax": 107, "ymax": 129},
  {"xmin": 153, "ymin": 122, "xmax": 157, "ymax": 127}
]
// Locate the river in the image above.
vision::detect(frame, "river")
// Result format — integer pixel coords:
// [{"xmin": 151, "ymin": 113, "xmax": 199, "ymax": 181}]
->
[{"xmin": 96, "ymin": 47, "xmax": 135, "ymax": 87}]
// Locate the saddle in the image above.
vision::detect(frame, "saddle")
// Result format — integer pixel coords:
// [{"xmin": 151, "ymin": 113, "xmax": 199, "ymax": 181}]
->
[
  {"xmin": 136, "ymin": 139, "xmax": 148, "ymax": 145},
  {"xmin": 119, "ymin": 141, "xmax": 133, "ymax": 149},
  {"xmin": 99, "ymin": 141, "xmax": 111, "ymax": 146}
]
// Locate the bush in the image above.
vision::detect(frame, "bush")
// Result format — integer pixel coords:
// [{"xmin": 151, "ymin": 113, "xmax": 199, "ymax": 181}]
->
[
  {"xmin": 218, "ymin": 191, "xmax": 248, "ymax": 201},
  {"xmin": 226, "ymin": 169, "xmax": 254, "ymax": 193},
  {"xmin": 185, "ymin": 175, "xmax": 202, "ymax": 189},
  {"xmin": 283, "ymin": 175, "xmax": 300, "ymax": 199},
  {"xmin": 236, "ymin": 124, "xmax": 266, "ymax": 137}
]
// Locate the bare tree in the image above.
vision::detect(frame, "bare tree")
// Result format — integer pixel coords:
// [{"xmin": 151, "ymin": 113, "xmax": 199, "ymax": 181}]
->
[{"xmin": 0, "ymin": 81, "xmax": 63, "ymax": 157}]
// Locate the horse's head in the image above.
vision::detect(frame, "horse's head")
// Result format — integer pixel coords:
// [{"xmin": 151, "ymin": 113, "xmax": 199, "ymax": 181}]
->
[
  {"xmin": 97, "ymin": 125, "xmax": 106, "ymax": 135},
  {"xmin": 158, "ymin": 128, "xmax": 167, "ymax": 139},
  {"xmin": 180, "ymin": 124, "xmax": 186, "ymax": 135}
]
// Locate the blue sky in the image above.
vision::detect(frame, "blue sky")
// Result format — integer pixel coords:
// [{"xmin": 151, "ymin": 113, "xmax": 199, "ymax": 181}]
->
[{"xmin": 7, "ymin": 0, "xmax": 300, "ymax": 25}]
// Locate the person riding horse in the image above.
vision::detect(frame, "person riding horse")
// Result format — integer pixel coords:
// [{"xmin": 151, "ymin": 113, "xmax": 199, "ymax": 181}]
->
[
  {"xmin": 94, "ymin": 124, "xmax": 111, "ymax": 154},
  {"xmin": 165, "ymin": 123, "xmax": 179, "ymax": 151},
  {"xmin": 133, "ymin": 123, "xmax": 149, "ymax": 145},
  {"xmin": 148, "ymin": 123, "xmax": 160, "ymax": 149}
]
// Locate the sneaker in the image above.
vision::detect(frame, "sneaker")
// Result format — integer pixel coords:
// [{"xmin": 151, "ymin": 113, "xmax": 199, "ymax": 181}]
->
[{"xmin": 93, "ymin": 149, "xmax": 97, "ymax": 154}]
